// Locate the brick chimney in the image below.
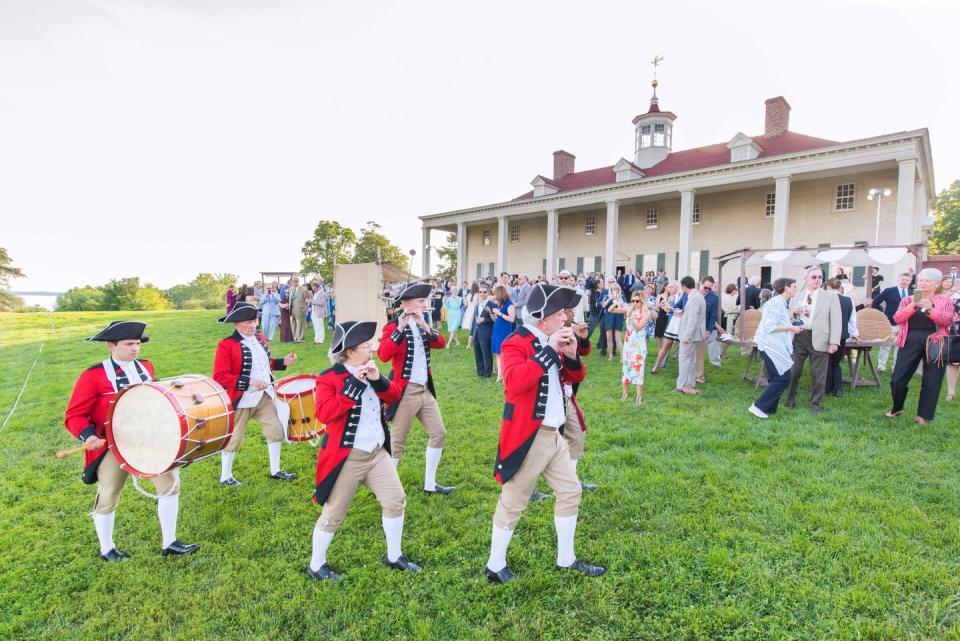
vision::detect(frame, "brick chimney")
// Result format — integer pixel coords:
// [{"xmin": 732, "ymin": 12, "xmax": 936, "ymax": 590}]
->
[
  {"xmin": 553, "ymin": 150, "xmax": 576, "ymax": 180},
  {"xmin": 764, "ymin": 96, "xmax": 790, "ymax": 137}
]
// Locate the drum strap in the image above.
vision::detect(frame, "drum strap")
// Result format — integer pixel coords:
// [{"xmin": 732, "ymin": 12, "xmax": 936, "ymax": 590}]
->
[{"xmin": 102, "ymin": 358, "xmax": 151, "ymax": 393}]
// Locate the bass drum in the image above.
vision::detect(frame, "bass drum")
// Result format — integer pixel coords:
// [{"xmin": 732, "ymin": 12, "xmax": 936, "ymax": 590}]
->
[{"xmin": 106, "ymin": 375, "xmax": 234, "ymax": 477}]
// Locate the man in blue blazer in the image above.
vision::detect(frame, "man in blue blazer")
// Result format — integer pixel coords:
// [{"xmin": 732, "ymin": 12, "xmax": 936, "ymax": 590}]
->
[{"xmin": 872, "ymin": 272, "xmax": 913, "ymax": 372}]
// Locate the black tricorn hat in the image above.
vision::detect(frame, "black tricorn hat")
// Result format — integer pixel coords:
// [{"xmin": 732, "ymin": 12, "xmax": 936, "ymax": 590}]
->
[
  {"xmin": 330, "ymin": 321, "xmax": 378, "ymax": 355},
  {"xmin": 559, "ymin": 286, "xmax": 582, "ymax": 310},
  {"xmin": 85, "ymin": 320, "xmax": 150, "ymax": 343},
  {"xmin": 526, "ymin": 283, "xmax": 569, "ymax": 319},
  {"xmin": 218, "ymin": 302, "xmax": 259, "ymax": 323},
  {"xmin": 394, "ymin": 282, "xmax": 432, "ymax": 304}
]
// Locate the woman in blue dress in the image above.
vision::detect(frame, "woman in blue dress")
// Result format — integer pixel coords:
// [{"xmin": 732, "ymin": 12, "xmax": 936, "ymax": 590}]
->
[
  {"xmin": 444, "ymin": 291, "xmax": 464, "ymax": 346},
  {"xmin": 489, "ymin": 284, "xmax": 516, "ymax": 383}
]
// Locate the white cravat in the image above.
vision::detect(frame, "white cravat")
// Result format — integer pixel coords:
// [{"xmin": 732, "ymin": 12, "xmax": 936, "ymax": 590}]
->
[
  {"xmin": 525, "ymin": 323, "xmax": 565, "ymax": 428},
  {"xmin": 344, "ymin": 364, "xmax": 385, "ymax": 453},
  {"xmin": 116, "ymin": 359, "xmax": 144, "ymax": 385},
  {"xmin": 237, "ymin": 335, "xmax": 275, "ymax": 409},
  {"xmin": 409, "ymin": 326, "xmax": 429, "ymax": 386}
]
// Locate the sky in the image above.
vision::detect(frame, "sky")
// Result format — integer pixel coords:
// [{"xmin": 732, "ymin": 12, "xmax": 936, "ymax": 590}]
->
[{"xmin": 2, "ymin": 0, "xmax": 958, "ymax": 293}]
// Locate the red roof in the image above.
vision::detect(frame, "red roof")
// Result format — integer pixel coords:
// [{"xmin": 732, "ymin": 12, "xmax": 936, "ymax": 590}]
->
[{"xmin": 514, "ymin": 131, "xmax": 838, "ymax": 200}]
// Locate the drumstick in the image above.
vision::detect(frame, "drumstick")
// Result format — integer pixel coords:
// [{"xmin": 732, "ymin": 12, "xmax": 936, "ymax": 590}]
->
[{"xmin": 56, "ymin": 443, "xmax": 91, "ymax": 459}]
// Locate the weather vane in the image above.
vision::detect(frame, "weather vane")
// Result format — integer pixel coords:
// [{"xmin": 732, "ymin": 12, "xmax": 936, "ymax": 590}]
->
[{"xmin": 651, "ymin": 55, "xmax": 663, "ymax": 82}]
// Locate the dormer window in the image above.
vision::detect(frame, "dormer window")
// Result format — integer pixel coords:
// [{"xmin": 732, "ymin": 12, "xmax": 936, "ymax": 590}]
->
[{"xmin": 726, "ymin": 132, "xmax": 762, "ymax": 163}]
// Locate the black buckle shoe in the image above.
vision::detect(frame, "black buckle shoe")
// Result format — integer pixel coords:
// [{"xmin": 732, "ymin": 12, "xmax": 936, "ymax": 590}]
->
[
  {"xmin": 424, "ymin": 484, "xmax": 456, "ymax": 495},
  {"xmin": 269, "ymin": 470, "xmax": 297, "ymax": 481},
  {"xmin": 580, "ymin": 481, "xmax": 598, "ymax": 491},
  {"xmin": 306, "ymin": 563, "xmax": 342, "ymax": 581},
  {"xmin": 162, "ymin": 540, "xmax": 199, "ymax": 557},
  {"xmin": 99, "ymin": 548, "xmax": 129, "ymax": 562},
  {"xmin": 383, "ymin": 555, "xmax": 421, "ymax": 572},
  {"xmin": 530, "ymin": 490, "xmax": 551, "ymax": 502},
  {"xmin": 558, "ymin": 559, "xmax": 605, "ymax": 577},
  {"xmin": 485, "ymin": 565, "xmax": 514, "ymax": 584},
  {"xmin": 219, "ymin": 477, "xmax": 241, "ymax": 487}
]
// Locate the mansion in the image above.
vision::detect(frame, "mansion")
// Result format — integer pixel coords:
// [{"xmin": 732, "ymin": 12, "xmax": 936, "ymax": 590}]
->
[{"xmin": 418, "ymin": 82, "xmax": 935, "ymax": 289}]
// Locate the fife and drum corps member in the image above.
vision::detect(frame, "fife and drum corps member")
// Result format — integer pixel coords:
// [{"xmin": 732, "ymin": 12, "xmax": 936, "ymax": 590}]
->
[
  {"xmin": 377, "ymin": 282, "xmax": 455, "ymax": 495},
  {"xmin": 308, "ymin": 321, "xmax": 420, "ymax": 581},
  {"xmin": 213, "ymin": 302, "xmax": 298, "ymax": 486},
  {"xmin": 484, "ymin": 285, "xmax": 605, "ymax": 583},
  {"xmin": 63, "ymin": 321, "xmax": 198, "ymax": 560}
]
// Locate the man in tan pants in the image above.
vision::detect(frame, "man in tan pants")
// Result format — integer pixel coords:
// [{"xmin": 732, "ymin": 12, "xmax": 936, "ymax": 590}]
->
[
  {"xmin": 63, "ymin": 320, "xmax": 198, "ymax": 560},
  {"xmin": 485, "ymin": 284, "xmax": 605, "ymax": 584},
  {"xmin": 289, "ymin": 276, "xmax": 309, "ymax": 343}
]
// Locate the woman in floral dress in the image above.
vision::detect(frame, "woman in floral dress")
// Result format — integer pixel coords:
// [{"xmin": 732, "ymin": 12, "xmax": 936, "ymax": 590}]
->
[{"xmin": 622, "ymin": 290, "xmax": 652, "ymax": 405}]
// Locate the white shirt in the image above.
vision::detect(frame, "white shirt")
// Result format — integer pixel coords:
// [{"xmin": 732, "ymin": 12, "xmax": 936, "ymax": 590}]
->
[
  {"xmin": 237, "ymin": 334, "xmax": 276, "ymax": 409},
  {"xmin": 800, "ymin": 287, "xmax": 820, "ymax": 330},
  {"xmin": 525, "ymin": 323, "xmax": 566, "ymax": 428},
  {"xmin": 344, "ymin": 364, "xmax": 385, "ymax": 453},
  {"xmin": 409, "ymin": 325, "xmax": 429, "ymax": 385},
  {"xmin": 117, "ymin": 359, "xmax": 145, "ymax": 385},
  {"xmin": 572, "ymin": 287, "xmax": 589, "ymax": 324}
]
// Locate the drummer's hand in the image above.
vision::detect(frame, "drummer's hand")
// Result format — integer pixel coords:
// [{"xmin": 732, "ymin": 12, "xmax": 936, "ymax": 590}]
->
[
  {"xmin": 364, "ymin": 360, "xmax": 381, "ymax": 380},
  {"xmin": 284, "ymin": 353, "xmax": 297, "ymax": 366},
  {"xmin": 84, "ymin": 435, "xmax": 106, "ymax": 450},
  {"xmin": 251, "ymin": 379, "xmax": 270, "ymax": 390}
]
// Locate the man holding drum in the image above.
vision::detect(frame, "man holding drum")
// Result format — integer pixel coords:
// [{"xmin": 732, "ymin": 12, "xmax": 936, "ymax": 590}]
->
[
  {"xmin": 309, "ymin": 321, "xmax": 419, "ymax": 580},
  {"xmin": 213, "ymin": 302, "xmax": 298, "ymax": 486},
  {"xmin": 377, "ymin": 282, "xmax": 455, "ymax": 495},
  {"xmin": 63, "ymin": 320, "xmax": 199, "ymax": 560}
]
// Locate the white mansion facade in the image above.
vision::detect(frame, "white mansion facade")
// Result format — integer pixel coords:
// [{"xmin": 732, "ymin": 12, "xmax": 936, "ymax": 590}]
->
[{"xmin": 419, "ymin": 84, "xmax": 935, "ymax": 287}]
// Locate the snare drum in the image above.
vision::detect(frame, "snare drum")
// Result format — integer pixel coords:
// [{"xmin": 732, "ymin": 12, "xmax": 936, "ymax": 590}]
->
[
  {"xmin": 106, "ymin": 375, "xmax": 234, "ymax": 477},
  {"xmin": 275, "ymin": 374, "xmax": 323, "ymax": 442}
]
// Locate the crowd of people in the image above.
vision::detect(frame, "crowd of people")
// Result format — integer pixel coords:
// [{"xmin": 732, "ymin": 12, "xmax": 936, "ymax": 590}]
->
[{"xmin": 228, "ymin": 277, "xmax": 336, "ymax": 344}]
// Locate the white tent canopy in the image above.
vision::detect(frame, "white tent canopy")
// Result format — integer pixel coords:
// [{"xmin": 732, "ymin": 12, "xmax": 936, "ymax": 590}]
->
[
  {"xmin": 744, "ymin": 250, "xmax": 816, "ymax": 267},
  {"xmin": 814, "ymin": 246, "xmax": 909, "ymax": 266}
]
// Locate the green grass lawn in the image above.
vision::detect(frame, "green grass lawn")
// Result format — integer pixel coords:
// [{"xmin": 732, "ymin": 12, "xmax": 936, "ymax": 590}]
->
[{"xmin": 1, "ymin": 310, "xmax": 959, "ymax": 640}]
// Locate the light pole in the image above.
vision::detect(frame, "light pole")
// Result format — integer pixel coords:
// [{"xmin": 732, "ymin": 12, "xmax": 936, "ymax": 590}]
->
[{"xmin": 867, "ymin": 187, "xmax": 892, "ymax": 246}]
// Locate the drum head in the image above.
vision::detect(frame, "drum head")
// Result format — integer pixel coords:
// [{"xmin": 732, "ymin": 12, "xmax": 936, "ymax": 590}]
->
[
  {"xmin": 111, "ymin": 385, "xmax": 182, "ymax": 476},
  {"xmin": 276, "ymin": 376, "xmax": 315, "ymax": 397}
]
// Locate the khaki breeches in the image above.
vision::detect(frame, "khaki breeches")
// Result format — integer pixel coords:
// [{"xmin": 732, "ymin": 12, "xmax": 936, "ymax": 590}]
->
[
  {"xmin": 561, "ymin": 397, "xmax": 585, "ymax": 460},
  {"xmin": 318, "ymin": 446, "xmax": 406, "ymax": 533},
  {"xmin": 93, "ymin": 450, "xmax": 179, "ymax": 515},
  {"xmin": 390, "ymin": 384, "xmax": 446, "ymax": 458},
  {"xmin": 226, "ymin": 393, "xmax": 285, "ymax": 453},
  {"xmin": 493, "ymin": 427, "xmax": 582, "ymax": 531}
]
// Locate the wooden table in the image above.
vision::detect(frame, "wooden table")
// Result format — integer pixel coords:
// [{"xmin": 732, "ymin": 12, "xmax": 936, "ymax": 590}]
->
[{"xmin": 843, "ymin": 340, "xmax": 896, "ymax": 389}]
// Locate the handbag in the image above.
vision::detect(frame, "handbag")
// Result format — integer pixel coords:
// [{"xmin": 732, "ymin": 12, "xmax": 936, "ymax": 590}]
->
[
  {"xmin": 664, "ymin": 313, "xmax": 681, "ymax": 338},
  {"xmin": 926, "ymin": 333, "xmax": 960, "ymax": 366}
]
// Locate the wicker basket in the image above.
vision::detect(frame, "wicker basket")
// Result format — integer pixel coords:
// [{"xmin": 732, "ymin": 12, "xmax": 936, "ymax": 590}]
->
[
  {"xmin": 856, "ymin": 308, "xmax": 895, "ymax": 341},
  {"xmin": 738, "ymin": 309, "xmax": 762, "ymax": 343}
]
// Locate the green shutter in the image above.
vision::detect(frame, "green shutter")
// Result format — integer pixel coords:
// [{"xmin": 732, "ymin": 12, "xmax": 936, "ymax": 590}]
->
[
  {"xmin": 576, "ymin": 257, "xmax": 584, "ymax": 274},
  {"xmin": 488, "ymin": 262, "xmax": 494, "ymax": 278},
  {"xmin": 818, "ymin": 243, "xmax": 830, "ymax": 278},
  {"xmin": 542, "ymin": 259, "xmax": 547, "ymax": 276},
  {"xmin": 558, "ymin": 257, "xmax": 566, "ymax": 271},
  {"xmin": 636, "ymin": 254, "xmax": 644, "ymax": 273},
  {"xmin": 761, "ymin": 266, "xmax": 772, "ymax": 287},
  {"xmin": 657, "ymin": 252, "xmax": 666, "ymax": 271},
  {"xmin": 852, "ymin": 241, "xmax": 867, "ymax": 286},
  {"xmin": 594, "ymin": 256, "xmax": 601, "ymax": 272},
  {"xmin": 699, "ymin": 250, "xmax": 710, "ymax": 280},
  {"xmin": 476, "ymin": 263, "xmax": 482, "ymax": 280},
  {"xmin": 674, "ymin": 252, "xmax": 679, "ymax": 279}
]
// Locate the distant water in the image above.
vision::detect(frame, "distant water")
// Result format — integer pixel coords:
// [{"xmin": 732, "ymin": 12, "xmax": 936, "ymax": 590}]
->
[{"xmin": 12, "ymin": 294, "xmax": 59, "ymax": 310}]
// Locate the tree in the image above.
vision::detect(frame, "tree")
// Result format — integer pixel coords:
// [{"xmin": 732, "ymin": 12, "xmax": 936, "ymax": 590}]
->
[
  {"xmin": 302, "ymin": 220, "xmax": 356, "ymax": 282},
  {"xmin": 57, "ymin": 286, "xmax": 105, "ymax": 311},
  {"xmin": 165, "ymin": 272, "xmax": 237, "ymax": 309},
  {"xmin": 930, "ymin": 180, "xmax": 960, "ymax": 255},
  {"xmin": 0, "ymin": 247, "xmax": 25, "ymax": 311},
  {"xmin": 100, "ymin": 277, "xmax": 144, "ymax": 311},
  {"xmin": 135, "ymin": 283, "xmax": 173, "ymax": 310},
  {"xmin": 435, "ymin": 232, "xmax": 457, "ymax": 282},
  {"xmin": 352, "ymin": 221, "xmax": 408, "ymax": 267}
]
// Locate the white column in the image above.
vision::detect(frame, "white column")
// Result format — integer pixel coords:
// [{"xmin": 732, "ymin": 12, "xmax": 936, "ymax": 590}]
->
[
  {"xmin": 421, "ymin": 226, "xmax": 431, "ymax": 278},
  {"xmin": 545, "ymin": 209, "xmax": 558, "ymax": 279},
  {"xmin": 771, "ymin": 175, "xmax": 791, "ymax": 278},
  {"xmin": 678, "ymin": 189, "xmax": 694, "ymax": 279},
  {"xmin": 604, "ymin": 200, "xmax": 619, "ymax": 276},
  {"xmin": 496, "ymin": 215, "xmax": 508, "ymax": 275},
  {"xmin": 913, "ymin": 179, "xmax": 927, "ymax": 243},
  {"xmin": 895, "ymin": 159, "xmax": 917, "ymax": 245},
  {"xmin": 456, "ymin": 221, "xmax": 467, "ymax": 286}
]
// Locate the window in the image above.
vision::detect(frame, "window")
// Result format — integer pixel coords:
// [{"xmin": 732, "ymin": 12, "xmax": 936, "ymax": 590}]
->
[
  {"xmin": 640, "ymin": 124, "xmax": 651, "ymax": 149},
  {"xmin": 558, "ymin": 257, "xmax": 566, "ymax": 271},
  {"xmin": 731, "ymin": 146, "xmax": 751, "ymax": 162},
  {"xmin": 584, "ymin": 215, "xmax": 596, "ymax": 236},
  {"xmin": 482, "ymin": 230, "xmax": 491, "ymax": 246},
  {"xmin": 488, "ymin": 262, "xmax": 495, "ymax": 277},
  {"xmin": 476, "ymin": 263, "xmax": 483, "ymax": 280},
  {"xmin": 764, "ymin": 193, "xmax": 776, "ymax": 218},
  {"xmin": 594, "ymin": 256, "xmax": 601, "ymax": 272},
  {"xmin": 653, "ymin": 123, "xmax": 665, "ymax": 146},
  {"xmin": 510, "ymin": 224, "xmax": 519, "ymax": 242},
  {"xmin": 692, "ymin": 202, "xmax": 702, "ymax": 225},
  {"xmin": 645, "ymin": 207, "xmax": 658, "ymax": 229},
  {"xmin": 835, "ymin": 183, "xmax": 856, "ymax": 211},
  {"xmin": 576, "ymin": 257, "xmax": 584, "ymax": 274}
]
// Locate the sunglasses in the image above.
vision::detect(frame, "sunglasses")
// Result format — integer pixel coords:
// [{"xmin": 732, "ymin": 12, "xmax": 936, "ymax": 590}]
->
[
  {"xmin": 631, "ymin": 298, "xmax": 643, "ymax": 302},
  {"xmin": 809, "ymin": 275, "xmax": 823, "ymax": 280}
]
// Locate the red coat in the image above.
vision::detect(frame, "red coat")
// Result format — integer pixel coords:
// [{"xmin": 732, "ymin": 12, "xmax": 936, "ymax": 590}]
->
[
  {"xmin": 494, "ymin": 327, "xmax": 585, "ymax": 484},
  {"xmin": 376, "ymin": 320, "xmax": 445, "ymax": 418},
  {"xmin": 213, "ymin": 330, "xmax": 287, "ymax": 406},
  {"xmin": 313, "ymin": 365, "xmax": 402, "ymax": 504},
  {"xmin": 63, "ymin": 359, "xmax": 155, "ymax": 484}
]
